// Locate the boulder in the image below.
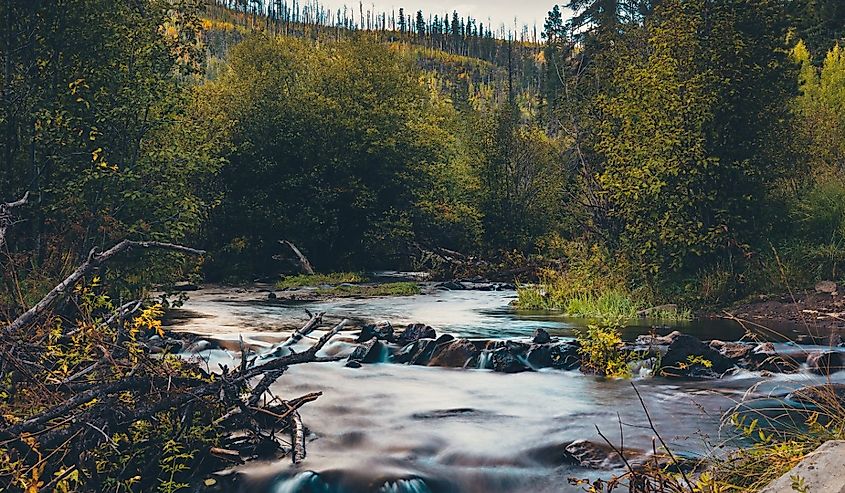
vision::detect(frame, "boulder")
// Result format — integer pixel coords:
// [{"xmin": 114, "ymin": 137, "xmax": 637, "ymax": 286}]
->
[
  {"xmin": 659, "ymin": 333, "xmax": 735, "ymax": 377},
  {"xmin": 526, "ymin": 342, "xmax": 580, "ymax": 370},
  {"xmin": 636, "ymin": 331, "xmax": 682, "ymax": 347},
  {"xmin": 787, "ymin": 384, "xmax": 845, "ymax": 407},
  {"xmin": 748, "ymin": 343, "xmax": 800, "ymax": 373},
  {"xmin": 267, "ymin": 292, "xmax": 277, "ymax": 300},
  {"xmin": 490, "ymin": 347, "xmax": 531, "ymax": 373},
  {"xmin": 807, "ymin": 351, "xmax": 844, "ymax": 376},
  {"xmin": 397, "ymin": 323, "xmax": 436, "ymax": 345},
  {"xmin": 394, "ymin": 339, "xmax": 435, "ymax": 365},
  {"xmin": 348, "ymin": 339, "xmax": 386, "ymax": 364},
  {"xmin": 436, "ymin": 281, "xmax": 466, "ymax": 290},
  {"xmin": 357, "ymin": 321, "xmax": 394, "ymax": 343},
  {"xmin": 709, "ymin": 340, "xmax": 753, "ymax": 361},
  {"xmin": 564, "ymin": 440, "xmax": 632, "ymax": 470},
  {"xmin": 532, "ymin": 328, "xmax": 552, "ymax": 344},
  {"xmin": 428, "ymin": 339, "xmax": 479, "ymax": 368}
]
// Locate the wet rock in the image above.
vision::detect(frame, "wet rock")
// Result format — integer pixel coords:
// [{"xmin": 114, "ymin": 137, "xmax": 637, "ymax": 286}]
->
[
  {"xmin": 532, "ymin": 328, "xmax": 551, "ymax": 344},
  {"xmin": 526, "ymin": 342, "xmax": 580, "ymax": 370},
  {"xmin": 345, "ymin": 360, "xmax": 362, "ymax": 369},
  {"xmin": 748, "ymin": 343, "xmax": 800, "ymax": 373},
  {"xmin": 815, "ymin": 280, "xmax": 838, "ymax": 295},
  {"xmin": 393, "ymin": 339, "xmax": 436, "ymax": 365},
  {"xmin": 267, "ymin": 292, "xmax": 277, "ymax": 300},
  {"xmin": 636, "ymin": 330, "xmax": 682, "ymax": 346},
  {"xmin": 490, "ymin": 347, "xmax": 531, "ymax": 373},
  {"xmin": 185, "ymin": 339, "xmax": 214, "ymax": 354},
  {"xmin": 397, "ymin": 323, "xmax": 436, "ymax": 345},
  {"xmin": 428, "ymin": 339, "xmax": 479, "ymax": 368},
  {"xmin": 357, "ymin": 321, "xmax": 394, "ymax": 343},
  {"xmin": 659, "ymin": 333, "xmax": 735, "ymax": 377},
  {"xmin": 807, "ymin": 350, "xmax": 844, "ymax": 375},
  {"xmin": 565, "ymin": 440, "xmax": 635, "ymax": 470},
  {"xmin": 709, "ymin": 340, "xmax": 753, "ymax": 361},
  {"xmin": 348, "ymin": 339, "xmax": 385, "ymax": 364},
  {"xmin": 787, "ymin": 384, "xmax": 845, "ymax": 407},
  {"xmin": 436, "ymin": 281, "xmax": 466, "ymax": 290}
]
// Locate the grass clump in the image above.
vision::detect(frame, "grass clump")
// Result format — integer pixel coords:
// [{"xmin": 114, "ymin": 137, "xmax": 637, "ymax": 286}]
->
[
  {"xmin": 277, "ymin": 272, "xmax": 367, "ymax": 289},
  {"xmin": 315, "ymin": 281, "xmax": 421, "ymax": 298}
]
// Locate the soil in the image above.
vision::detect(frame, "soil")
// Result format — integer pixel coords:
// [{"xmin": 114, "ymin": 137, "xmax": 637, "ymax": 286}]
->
[{"xmin": 711, "ymin": 290, "xmax": 845, "ymax": 341}]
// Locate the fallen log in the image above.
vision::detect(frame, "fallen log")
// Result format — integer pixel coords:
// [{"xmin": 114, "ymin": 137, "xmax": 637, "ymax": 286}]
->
[{"xmin": 5, "ymin": 240, "xmax": 205, "ymax": 335}]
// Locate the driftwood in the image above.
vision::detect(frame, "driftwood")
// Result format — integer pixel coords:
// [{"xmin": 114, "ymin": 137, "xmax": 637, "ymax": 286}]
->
[
  {"xmin": 0, "ymin": 191, "xmax": 28, "ymax": 248},
  {"xmin": 5, "ymin": 240, "xmax": 205, "ymax": 335},
  {"xmin": 280, "ymin": 239, "xmax": 315, "ymax": 275},
  {"xmin": 0, "ymin": 237, "xmax": 342, "ymax": 488}
]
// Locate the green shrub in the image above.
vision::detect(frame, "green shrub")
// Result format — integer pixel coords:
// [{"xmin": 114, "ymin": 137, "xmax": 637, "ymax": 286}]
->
[{"xmin": 576, "ymin": 323, "xmax": 632, "ymax": 378}]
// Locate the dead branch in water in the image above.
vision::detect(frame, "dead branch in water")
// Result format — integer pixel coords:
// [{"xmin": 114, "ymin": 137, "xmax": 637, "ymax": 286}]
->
[{"xmin": 0, "ymin": 239, "xmax": 344, "ymax": 490}]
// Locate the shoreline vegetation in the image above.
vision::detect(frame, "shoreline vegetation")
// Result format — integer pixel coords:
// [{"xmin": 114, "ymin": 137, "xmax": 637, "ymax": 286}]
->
[{"xmin": 2, "ymin": 0, "xmax": 845, "ymax": 491}]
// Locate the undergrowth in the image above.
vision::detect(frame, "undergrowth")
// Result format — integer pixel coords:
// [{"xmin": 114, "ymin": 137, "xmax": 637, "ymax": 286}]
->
[
  {"xmin": 315, "ymin": 281, "xmax": 421, "ymax": 298},
  {"xmin": 277, "ymin": 272, "xmax": 368, "ymax": 289}
]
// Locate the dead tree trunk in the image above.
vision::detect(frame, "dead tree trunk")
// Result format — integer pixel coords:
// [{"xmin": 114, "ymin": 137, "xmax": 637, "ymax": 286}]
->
[
  {"xmin": 0, "ymin": 191, "xmax": 28, "ymax": 248},
  {"xmin": 280, "ymin": 239, "xmax": 315, "ymax": 275}
]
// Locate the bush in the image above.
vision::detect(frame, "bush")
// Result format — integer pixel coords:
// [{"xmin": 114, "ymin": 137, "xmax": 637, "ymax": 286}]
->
[
  {"xmin": 277, "ymin": 272, "xmax": 367, "ymax": 289},
  {"xmin": 576, "ymin": 323, "xmax": 632, "ymax": 378}
]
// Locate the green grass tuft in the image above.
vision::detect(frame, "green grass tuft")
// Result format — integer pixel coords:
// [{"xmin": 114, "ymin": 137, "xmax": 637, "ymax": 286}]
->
[
  {"xmin": 277, "ymin": 272, "xmax": 367, "ymax": 289},
  {"xmin": 315, "ymin": 282, "xmax": 421, "ymax": 298}
]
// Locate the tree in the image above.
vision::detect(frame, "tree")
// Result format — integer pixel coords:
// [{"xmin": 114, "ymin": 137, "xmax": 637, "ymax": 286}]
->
[{"xmin": 593, "ymin": 0, "xmax": 795, "ymax": 281}]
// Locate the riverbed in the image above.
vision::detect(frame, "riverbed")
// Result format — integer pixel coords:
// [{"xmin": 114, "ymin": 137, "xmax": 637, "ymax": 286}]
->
[{"xmin": 165, "ymin": 284, "xmax": 845, "ymax": 493}]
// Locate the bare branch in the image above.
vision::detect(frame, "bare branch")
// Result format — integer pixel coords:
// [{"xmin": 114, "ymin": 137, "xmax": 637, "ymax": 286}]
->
[
  {"xmin": 4, "ymin": 240, "xmax": 205, "ymax": 335},
  {"xmin": 0, "ymin": 191, "xmax": 29, "ymax": 247}
]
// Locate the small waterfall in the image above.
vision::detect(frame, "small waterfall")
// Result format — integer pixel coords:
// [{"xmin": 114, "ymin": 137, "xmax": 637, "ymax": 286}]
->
[
  {"xmin": 273, "ymin": 471, "xmax": 331, "ymax": 493},
  {"xmin": 378, "ymin": 478, "xmax": 433, "ymax": 493},
  {"xmin": 477, "ymin": 351, "xmax": 493, "ymax": 369}
]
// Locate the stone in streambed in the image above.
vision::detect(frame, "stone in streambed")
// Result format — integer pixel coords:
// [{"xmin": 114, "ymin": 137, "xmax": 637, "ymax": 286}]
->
[
  {"xmin": 525, "ymin": 341, "xmax": 580, "ymax": 370},
  {"xmin": 709, "ymin": 340, "xmax": 753, "ymax": 361},
  {"xmin": 747, "ymin": 343, "xmax": 801, "ymax": 373},
  {"xmin": 807, "ymin": 350, "xmax": 844, "ymax": 375},
  {"xmin": 490, "ymin": 347, "xmax": 531, "ymax": 373},
  {"xmin": 659, "ymin": 332, "xmax": 735, "ymax": 377},
  {"xmin": 357, "ymin": 321, "xmax": 394, "ymax": 343},
  {"xmin": 397, "ymin": 323, "xmax": 436, "ymax": 345},
  {"xmin": 348, "ymin": 339, "xmax": 386, "ymax": 364},
  {"xmin": 428, "ymin": 339, "xmax": 479, "ymax": 368},
  {"xmin": 787, "ymin": 384, "xmax": 845, "ymax": 407},
  {"xmin": 532, "ymin": 328, "xmax": 551, "ymax": 344},
  {"xmin": 564, "ymin": 439, "xmax": 639, "ymax": 470}
]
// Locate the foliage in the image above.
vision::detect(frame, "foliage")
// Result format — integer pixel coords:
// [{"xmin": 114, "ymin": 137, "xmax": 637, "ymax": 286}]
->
[
  {"xmin": 576, "ymin": 322, "xmax": 632, "ymax": 378},
  {"xmin": 0, "ymin": 0, "xmax": 220, "ymax": 305},
  {"xmin": 277, "ymin": 272, "xmax": 368, "ymax": 289},
  {"xmin": 0, "ymin": 282, "xmax": 226, "ymax": 492}
]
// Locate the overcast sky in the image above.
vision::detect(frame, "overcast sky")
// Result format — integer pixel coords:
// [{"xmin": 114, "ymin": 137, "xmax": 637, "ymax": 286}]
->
[{"xmin": 315, "ymin": 1, "xmax": 567, "ymax": 31}]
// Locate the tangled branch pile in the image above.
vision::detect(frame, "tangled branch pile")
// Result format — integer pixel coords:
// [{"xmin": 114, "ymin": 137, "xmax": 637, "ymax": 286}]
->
[{"xmin": 0, "ymin": 201, "xmax": 339, "ymax": 491}]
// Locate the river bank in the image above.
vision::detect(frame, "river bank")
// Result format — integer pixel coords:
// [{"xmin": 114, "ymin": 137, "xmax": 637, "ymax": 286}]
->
[{"xmin": 164, "ymin": 283, "xmax": 845, "ymax": 493}]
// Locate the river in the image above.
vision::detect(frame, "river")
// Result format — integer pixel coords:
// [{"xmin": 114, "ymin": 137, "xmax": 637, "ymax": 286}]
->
[{"xmin": 165, "ymin": 284, "xmax": 845, "ymax": 493}]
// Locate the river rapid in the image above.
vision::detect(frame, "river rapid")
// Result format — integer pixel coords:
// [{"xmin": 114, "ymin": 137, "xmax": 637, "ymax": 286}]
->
[{"xmin": 165, "ymin": 283, "xmax": 845, "ymax": 493}]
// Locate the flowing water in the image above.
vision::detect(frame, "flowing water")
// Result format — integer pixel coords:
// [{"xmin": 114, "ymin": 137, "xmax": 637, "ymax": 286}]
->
[{"xmin": 165, "ymin": 284, "xmax": 845, "ymax": 493}]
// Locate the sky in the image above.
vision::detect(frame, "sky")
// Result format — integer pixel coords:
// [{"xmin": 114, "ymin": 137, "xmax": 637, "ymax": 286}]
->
[{"xmin": 314, "ymin": 1, "xmax": 564, "ymax": 31}]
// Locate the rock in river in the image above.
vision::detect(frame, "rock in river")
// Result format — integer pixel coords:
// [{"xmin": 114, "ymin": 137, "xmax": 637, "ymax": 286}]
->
[
  {"xmin": 348, "ymin": 339, "xmax": 386, "ymax": 364},
  {"xmin": 532, "ymin": 328, "xmax": 551, "ymax": 344},
  {"xmin": 428, "ymin": 339, "xmax": 479, "ymax": 368},
  {"xmin": 659, "ymin": 332, "xmax": 735, "ymax": 377},
  {"xmin": 807, "ymin": 350, "xmax": 844, "ymax": 375},
  {"xmin": 397, "ymin": 323, "xmax": 436, "ymax": 345}
]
